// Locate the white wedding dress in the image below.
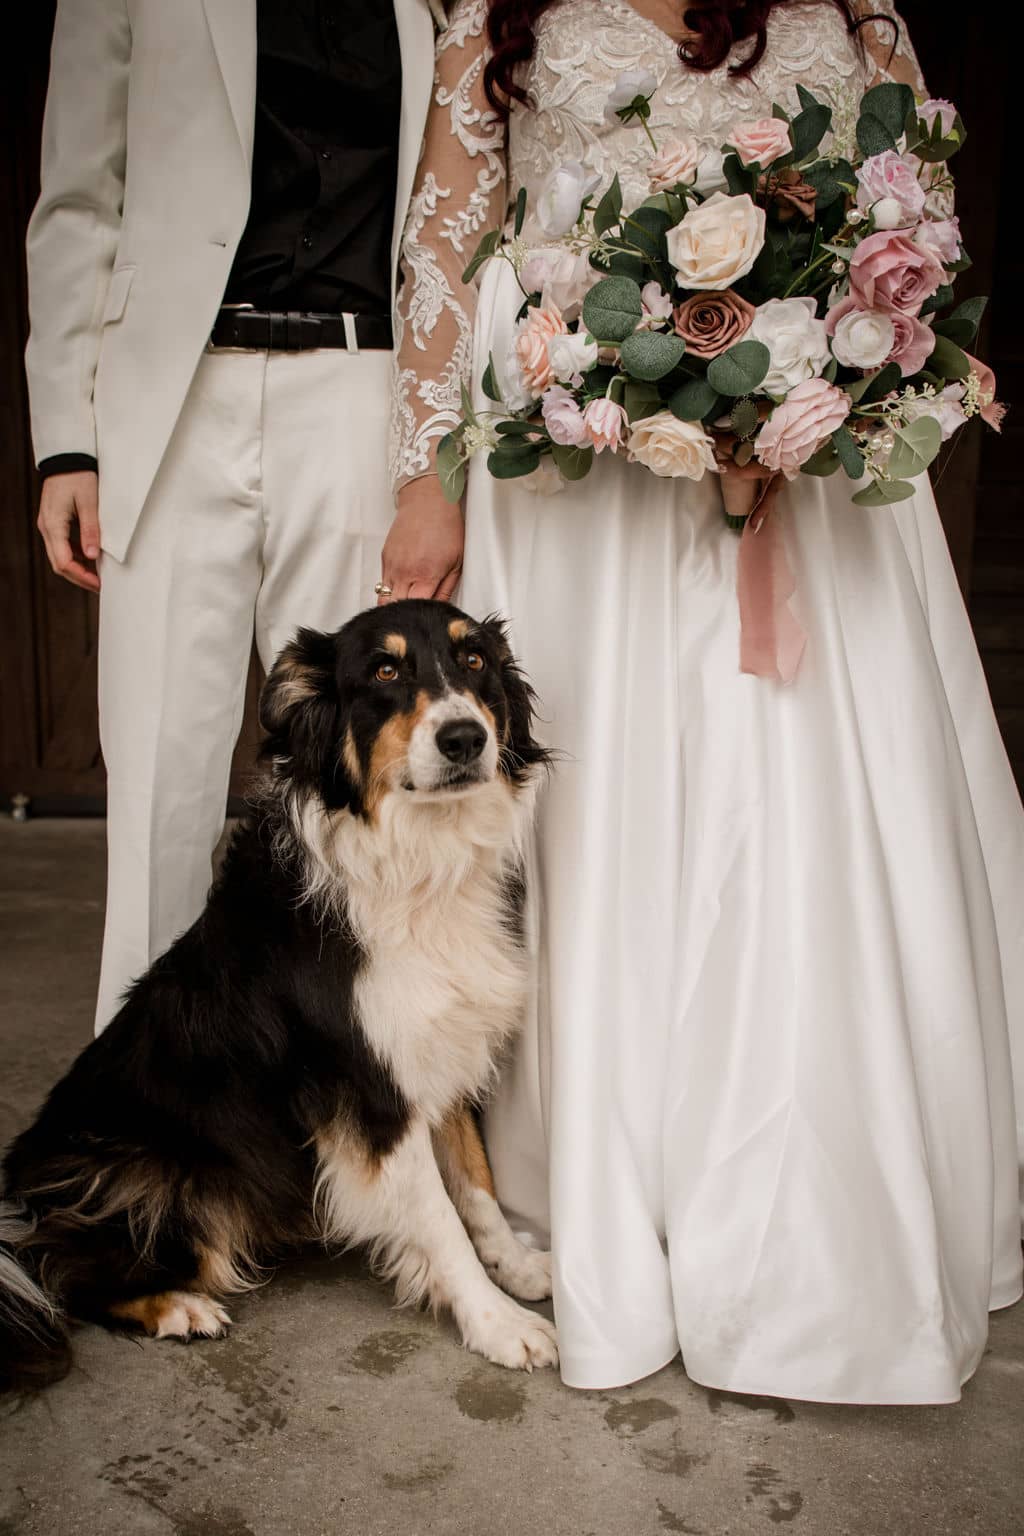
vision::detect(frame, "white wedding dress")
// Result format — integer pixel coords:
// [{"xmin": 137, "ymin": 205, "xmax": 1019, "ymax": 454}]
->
[{"xmin": 391, "ymin": 0, "xmax": 1024, "ymax": 1400}]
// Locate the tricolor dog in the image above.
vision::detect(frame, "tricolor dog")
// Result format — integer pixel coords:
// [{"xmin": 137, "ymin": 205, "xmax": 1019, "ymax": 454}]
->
[{"xmin": 0, "ymin": 601, "xmax": 556, "ymax": 1392}]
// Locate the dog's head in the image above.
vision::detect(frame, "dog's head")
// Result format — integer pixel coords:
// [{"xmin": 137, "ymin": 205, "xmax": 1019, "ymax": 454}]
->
[{"xmin": 259, "ymin": 601, "xmax": 547, "ymax": 816}]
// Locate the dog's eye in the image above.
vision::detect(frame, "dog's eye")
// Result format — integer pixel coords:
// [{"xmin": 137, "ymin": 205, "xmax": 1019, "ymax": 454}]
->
[
  {"xmin": 466, "ymin": 652, "xmax": 485, "ymax": 673},
  {"xmin": 375, "ymin": 662, "xmax": 399, "ymax": 683}
]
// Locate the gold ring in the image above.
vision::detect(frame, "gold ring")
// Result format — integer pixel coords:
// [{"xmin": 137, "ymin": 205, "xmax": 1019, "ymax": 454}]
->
[{"xmin": 374, "ymin": 582, "xmax": 393, "ymax": 596}]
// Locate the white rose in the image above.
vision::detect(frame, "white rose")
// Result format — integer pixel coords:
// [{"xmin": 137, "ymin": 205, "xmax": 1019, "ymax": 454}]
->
[
  {"xmin": 497, "ymin": 337, "xmax": 535, "ymax": 412},
  {"xmin": 903, "ymin": 383, "xmax": 968, "ymax": 442},
  {"xmin": 604, "ymin": 69, "xmax": 658, "ymax": 125},
  {"xmin": 547, "ymin": 330, "xmax": 600, "ymax": 384},
  {"xmin": 871, "ymin": 196, "xmax": 906, "ymax": 231},
  {"xmin": 520, "ymin": 246, "xmax": 597, "ymax": 316},
  {"xmin": 536, "ymin": 162, "xmax": 600, "ymax": 238},
  {"xmin": 648, "ymin": 137, "xmax": 701, "ymax": 193},
  {"xmin": 627, "ymin": 411, "xmax": 718, "ymax": 479},
  {"xmin": 521, "ymin": 458, "xmax": 567, "ymax": 496},
  {"xmin": 748, "ymin": 296, "xmax": 831, "ymax": 395},
  {"xmin": 829, "ymin": 307, "xmax": 896, "ymax": 370},
  {"xmin": 666, "ymin": 192, "xmax": 766, "ymax": 292},
  {"xmin": 694, "ymin": 146, "xmax": 729, "ymax": 196}
]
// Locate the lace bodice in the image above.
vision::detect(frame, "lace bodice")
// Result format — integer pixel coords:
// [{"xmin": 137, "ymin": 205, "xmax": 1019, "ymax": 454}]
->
[{"xmin": 390, "ymin": 0, "xmax": 928, "ymax": 491}]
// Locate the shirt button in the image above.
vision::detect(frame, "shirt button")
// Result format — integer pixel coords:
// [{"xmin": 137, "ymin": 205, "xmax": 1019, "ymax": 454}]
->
[
  {"xmin": 301, "ymin": 234, "xmax": 313, "ymax": 250},
  {"xmin": 320, "ymin": 150, "xmax": 332, "ymax": 161}
]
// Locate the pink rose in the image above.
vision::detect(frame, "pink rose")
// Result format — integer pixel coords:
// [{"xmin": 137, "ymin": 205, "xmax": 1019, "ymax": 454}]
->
[
  {"xmin": 541, "ymin": 385, "xmax": 588, "ymax": 447},
  {"xmin": 887, "ymin": 311, "xmax": 935, "ymax": 376},
  {"xmin": 919, "ymin": 98, "xmax": 957, "ymax": 135},
  {"xmin": 912, "ymin": 217, "xmax": 961, "ymax": 267},
  {"xmin": 520, "ymin": 247, "xmax": 598, "ymax": 316},
  {"xmin": 855, "ymin": 151, "xmax": 926, "ymax": 229},
  {"xmin": 848, "ymin": 230, "xmax": 945, "ymax": 316},
  {"xmin": 648, "ymin": 137, "xmax": 700, "ymax": 192},
  {"xmin": 641, "ymin": 280, "xmax": 675, "ymax": 325},
  {"xmin": 963, "ymin": 353, "xmax": 1007, "ymax": 433},
  {"xmin": 728, "ymin": 116, "xmax": 792, "ymax": 168},
  {"xmin": 674, "ymin": 288, "xmax": 755, "ymax": 359},
  {"xmin": 514, "ymin": 303, "xmax": 570, "ymax": 397},
  {"xmin": 755, "ymin": 379, "xmax": 852, "ymax": 480},
  {"xmin": 582, "ymin": 398, "xmax": 627, "ymax": 454}
]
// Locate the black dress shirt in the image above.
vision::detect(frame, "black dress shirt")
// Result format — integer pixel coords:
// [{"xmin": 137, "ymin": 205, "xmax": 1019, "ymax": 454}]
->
[
  {"xmin": 224, "ymin": 0, "xmax": 403, "ymax": 314},
  {"xmin": 39, "ymin": 0, "xmax": 402, "ymax": 478}
]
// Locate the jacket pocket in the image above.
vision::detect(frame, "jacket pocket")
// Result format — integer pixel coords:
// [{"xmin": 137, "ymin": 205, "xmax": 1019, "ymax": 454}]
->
[{"xmin": 101, "ymin": 265, "xmax": 136, "ymax": 325}]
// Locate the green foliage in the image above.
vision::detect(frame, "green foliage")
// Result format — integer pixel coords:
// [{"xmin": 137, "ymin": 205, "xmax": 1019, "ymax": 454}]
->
[
  {"xmin": 852, "ymin": 477, "xmax": 916, "ymax": 506},
  {"xmin": 707, "ymin": 339, "xmax": 771, "ymax": 396},
  {"xmin": 582, "ymin": 276, "xmax": 644, "ymax": 343},
  {"xmin": 481, "ymin": 353, "xmax": 502, "ymax": 404},
  {"xmin": 802, "ymin": 441, "xmax": 842, "ymax": 476},
  {"xmin": 832, "ymin": 424, "xmax": 865, "ymax": 479},
  {"xmin": 927, "ymin": 334, "xmax": 972, "ymax": 381},
  {"xmin": 619, "ymin": 329, "xmax": 687, "ymax": 382},
  {"xmin": 802, "ymin": 158, "xmax": 855, "ymax": 211},
  {"xmin": 730, "ymin": 398, "xmax": 760, "ymax": 439},
  {"xmin": 550, "ymin": 442, "xmax": 594, "ymax": 480},
  {"xmin": 623, "ymin": 380, "xmax": 663, "ymax": 422},
  {"xmin": 513, "ymin": 187, "xmax": 527, "ymax": 237},
  {"xmin": 486, "ymin": 436, "xmax": 543, "ymax": 480},
  {"xmin": 437, "ymin": 432, "xmax": 466, "ymax": 503},
  {"xmin": 593, "ymin": 173, "xmax": 623, "ymax": 238},
  {"xmin": 886, "ymin": 416, "xmax": 942, "ymax": 480},
  {"xmin": 462, "ymin": 228, "xmax": 501, "ymax": 285},
  {"xmin": 668, "ymin": 377, "xmax": 722, "ymax": 422},
  {"xmin": 856, "ymin": 82, "xmax": 915, "ymax": 158}
]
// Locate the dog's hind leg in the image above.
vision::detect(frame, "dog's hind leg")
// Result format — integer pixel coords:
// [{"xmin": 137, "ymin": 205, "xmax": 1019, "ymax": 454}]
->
[
  {"xmin": 433, "ymin": 1106, "xmax": 552, "ymax": 1302},
  {"xmin": 316, "ymin": 1118, "xmax": 557, "ymax": 1372}
]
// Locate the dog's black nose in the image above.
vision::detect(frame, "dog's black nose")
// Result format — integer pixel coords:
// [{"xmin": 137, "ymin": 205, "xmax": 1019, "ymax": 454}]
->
[{"xmin": 436, "ymin": 719, "xmax": 487, "ymax": 765}]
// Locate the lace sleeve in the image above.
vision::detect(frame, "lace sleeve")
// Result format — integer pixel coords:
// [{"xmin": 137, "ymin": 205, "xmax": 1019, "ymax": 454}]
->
[
  {"xmin": 854, "ymin": 1, "xmax": 927, "ymax": 94},
  {"xmin": 390, "ymin": 0, "xmax": 509, "ymax": 493}
]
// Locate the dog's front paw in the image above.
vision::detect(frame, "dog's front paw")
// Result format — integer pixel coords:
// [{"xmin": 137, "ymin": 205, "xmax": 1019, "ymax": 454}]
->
[
  {"xmin": 461, "ymin": 1294, "xmax": 558, "ymax": 1372},
  {"xmin": 154, "ymin": 1292, "xmax": 232, "ymax": 1341},
  {"xmin": 489, "ymin": 1243, "xmax": 552, "ymax": 1302}
]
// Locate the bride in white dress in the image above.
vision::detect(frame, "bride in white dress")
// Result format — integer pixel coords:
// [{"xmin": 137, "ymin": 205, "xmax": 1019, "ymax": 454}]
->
[{"xmin": 381, "ymin": 0, "xmax": 1024, "ymax": 1402}]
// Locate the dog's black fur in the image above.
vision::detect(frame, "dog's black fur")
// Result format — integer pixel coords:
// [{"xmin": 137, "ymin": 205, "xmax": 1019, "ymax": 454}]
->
[{"xmin": 0, "ymin": 600, "xmax": 547, "ymax": 1393}]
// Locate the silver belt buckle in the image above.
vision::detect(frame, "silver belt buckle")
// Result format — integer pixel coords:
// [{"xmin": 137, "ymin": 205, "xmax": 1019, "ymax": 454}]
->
[{"xmin": 207, "ymin": 302, "xmax": 256, "ymax": 353}]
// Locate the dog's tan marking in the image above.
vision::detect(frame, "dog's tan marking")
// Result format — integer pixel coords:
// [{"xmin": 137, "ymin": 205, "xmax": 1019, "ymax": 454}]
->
[
  {"xmin": 382, "ymin": 633, "xmax": 408, "ymax": 658},
  {"xmin": 472, "ymin": 695, "xmax": 504, "ymax": 745},
  {"xmin": 438, "ymin": 1105, "xmax": 497, "ymax": 1199},
  {"xmin": 108, "ymin": 1291, "xmax": 230, "ymax": 1339},
  {"xmin": 343, "ymin": 725, "xmax": 362, "ymax": 787},
  {"xmin": 448, "ymin": 619, "xmax": 470, "ymax": 642},
  {"xmin": 365, "ymin": 690, "xmax": 432, "ymax": 816}
]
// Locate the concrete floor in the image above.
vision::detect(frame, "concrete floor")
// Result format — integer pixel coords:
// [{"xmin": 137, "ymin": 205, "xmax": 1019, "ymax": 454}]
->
[{"xmin": 0, "ymin": 820, "xmax": 1021, "ymax": 1536}]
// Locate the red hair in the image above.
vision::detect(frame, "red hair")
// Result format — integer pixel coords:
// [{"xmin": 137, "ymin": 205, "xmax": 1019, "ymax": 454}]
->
[{"xmin": 483, "ymin": 1, "xmax": 890, "ymax": 116}]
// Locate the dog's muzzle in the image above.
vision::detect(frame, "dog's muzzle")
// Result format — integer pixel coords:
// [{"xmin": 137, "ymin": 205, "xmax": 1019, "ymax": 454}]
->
[{"xmin": 406, "ymin": 696, "xmax": 499, "ymax": 794}]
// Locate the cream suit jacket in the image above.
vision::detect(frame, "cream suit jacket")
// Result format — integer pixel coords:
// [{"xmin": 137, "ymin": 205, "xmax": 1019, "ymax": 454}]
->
[{"xmin": 25, "ymin": 0, "xmax": 437, "ymax": 561}]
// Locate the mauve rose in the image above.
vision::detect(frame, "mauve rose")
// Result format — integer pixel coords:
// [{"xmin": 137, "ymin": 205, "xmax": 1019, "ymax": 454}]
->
[
  {"xmin": 964, "ymin": 353, "xmax": 1007, "ymax": 432},
  {"xmin": 855, "ymin": 151, "xmax": 926, "ymax": 229},
  {"xmin": 583, "ymin": 398, "xmax": 628, "ymax": 454},
  {"xmin": 514, "ymin": 304, "xmax": 569, "ymax": 397},
  {"xmin": 755, "ymin": 379, "xmax": 852, "ymax": 479},
  {"xmin": 919, "ymin": 98, "xmax": 957, "ymax": 135},
  {"xmin": 825, "ymin": 298, "xmax": 895, "ymax": 370},
  {"xmin": 674, "ymin": 289, "xmax": 755, "ymax": 359},
  {"xmin": 848, "ymin": 230, "xmax": 945, "ymax": 315},
  {"xmin": 887, "ymin": 311, "xmax": 935, "ymax": 376},
  {"xmin": 541, "ymin": 385, "xmax": 589, "ymax": 446},
  {"xmin": 728, "ymin": 116, "xmax": 792, "ymax": 168},
  {"xmin": 912, "ymin": 216, "xmax": 962, "ymax": 267},
  {"xmin": 760, "ymin": 167, "xmax": 817, "ymax": 224},
  {"xmin": 648, "ymin": 137, "xmax": 700, "ymax": 192}
]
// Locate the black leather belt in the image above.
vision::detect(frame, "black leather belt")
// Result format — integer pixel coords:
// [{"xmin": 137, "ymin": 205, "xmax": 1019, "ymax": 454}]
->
[{"xmin": 209, "ymin": 307, "xmax": 393, "ymax": 352}]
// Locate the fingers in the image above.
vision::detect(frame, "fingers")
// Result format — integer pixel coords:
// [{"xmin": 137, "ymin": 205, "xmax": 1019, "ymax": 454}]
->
[
  {"xmin": 435, "ymin": 567, "xmax": 462, "ymax": 603},
  {"xmin": 76, "ymin": 480, "xmax": 101, "ymax": 562},
  {"xmin": 37, "ymin": 472, "xmax": 102, "ymax": 592}
]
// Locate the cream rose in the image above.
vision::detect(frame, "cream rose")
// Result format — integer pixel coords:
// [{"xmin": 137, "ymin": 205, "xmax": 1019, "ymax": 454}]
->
[
  {"xmin": 627, "ymin": 411, "xmax": 718, "ymax": 479},
  {"xmin": 666, "ymin": 192, "xmax": 766, "ymax": 292},
  {"xmin": 827, "ymin": 305, "xmax": 896, "ymax": 370},
  {"xmin": 648, "ymin": 137, "xmax": 701, "ymax": 193},
  {"xmin": 748, "ymin": 296, "xmax": 831, "ymax": 395}
]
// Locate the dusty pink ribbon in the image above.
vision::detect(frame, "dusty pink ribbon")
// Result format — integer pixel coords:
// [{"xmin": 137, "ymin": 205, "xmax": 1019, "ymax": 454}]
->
[{"xmin": 736, "ymin": 481, "xmax": 807, "ymax": 684}]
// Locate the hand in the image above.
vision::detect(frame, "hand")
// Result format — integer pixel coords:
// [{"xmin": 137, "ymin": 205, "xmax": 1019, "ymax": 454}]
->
[
  {"xmin": 714, "ymin": 439, "xmax": 780, "ymax": 528},
  {"xmin": 379, "ymin": 477, "xmax": 465, "ymax": 606},
  {"xmin": 37, "ymin": 470, "xmax": 101, "ymax": 593}
]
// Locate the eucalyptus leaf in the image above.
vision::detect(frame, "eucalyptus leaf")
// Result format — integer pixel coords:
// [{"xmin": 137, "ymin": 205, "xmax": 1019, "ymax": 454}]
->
[
  {"xmin": 803, "ymin": 158, "xmax": 854, "ymax": 211},
  {"xmin": 461, "ymin": 227, "xmax": 501, "ymax": 285},
  {"xmin": 927, "ymin": 333, "xmax": 972, "ymax": 382},
  {"xmin": 513, "ymin": 186, "xmax": 527, "ymax": 238},
  {"xmin": 856, "ymin": 114, "xmax": 898, "ymax": 158},
  {"xmin": 582, "ymin": 275, "xmax": 644, "ymax": 344},
  {"xmin": 857, "ymin": 361, "xmax": 902, "ymax": 405},
  {"xmin": 495, "ymin": 419, "xmax": 545, "ymax": 436},
  {"xmin": 593, "ymin": 172, "xmax": 623, "ymax": 237},
  {"xmin": 460, "ymin": 380, "xmax": 476, "ymax": 423},
  {"xmin": 851, "ymin": 477, "xmax": 917, "ymax": 506},
  {"xmin": 802, "ymin": 442, "xmax": 842, "ymax": 476},
  {"xmin": 668, "ymin": 377, "xmax": 721, "ymax": 422},
  {"xmin": 920, "ymin": 282, "xmax": 955, "ymax": 318},
  {"xmin": 707, "ymin": 339, "xmax": 771, "ymax": 397},
  {"xmin": 789, "ymin": 102, "xmax": 832, "ymax": 163},
  {"xmin": 733, "ymin": 440, "xmax": 756, "ymax": 467},
  {"xmin": 487, "ymin": 440, "xmax": 543, "ymax": 480},
  {"xmin": 619, "ymin": 329, "xmax": 687, "ymax": 382},
  {"xmin": 550, "ymin": 441, "xmax": 594, "ymax": 481},
  {"xmin": 437, "ymin": 433, "xmax": 466, "ymax": 503},
  {"xmin": 623, "ymin": 380, "xmax": 663, "ymax": 422},
  {"xmin": 860, "ymin": 81, "xmax": 916, "ymax": 140},
  {"xmin": 832, "ymin": 424, "xmax": 865, "ymax": 479},
  {"xmin": 481, "ymin": 352, "xmax": 502, "ymax": 404},
  {"xmin": 886, "ymin": 416, "xmax": 942, "ymax": 480}
]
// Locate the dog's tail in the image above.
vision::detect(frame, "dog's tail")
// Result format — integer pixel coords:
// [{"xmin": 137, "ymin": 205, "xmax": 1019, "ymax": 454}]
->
[{"xmin": 0, "ymin": 1200, "xmax": 72, "ymax": 1393}]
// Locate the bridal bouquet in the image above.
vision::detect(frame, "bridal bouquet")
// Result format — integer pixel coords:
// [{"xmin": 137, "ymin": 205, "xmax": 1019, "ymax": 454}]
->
[{"xmin": 440, "ymin": 76, "xmax": 1003, "ymax": 519}]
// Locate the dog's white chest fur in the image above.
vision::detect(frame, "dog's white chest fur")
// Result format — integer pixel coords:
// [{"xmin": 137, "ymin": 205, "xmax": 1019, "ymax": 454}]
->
[{"xmin": 308, "ymin": 781, "xmax": 534, "ymax": 1123}]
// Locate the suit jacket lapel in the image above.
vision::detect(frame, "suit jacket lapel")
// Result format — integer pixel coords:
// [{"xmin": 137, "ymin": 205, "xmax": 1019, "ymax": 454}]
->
[
  {"xmin": 392, "ymin": 0, "xmax": 438, "ymax": 302},
  {"xmin": 201, "ymin": 0, "xmax": 258, "ymax": 169}
]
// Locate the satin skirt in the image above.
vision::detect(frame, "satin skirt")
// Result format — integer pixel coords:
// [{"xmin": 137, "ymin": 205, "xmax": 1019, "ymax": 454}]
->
[{"xmin": 461, "ymin": 258, "xmax": 1024, "ymax": 1402}]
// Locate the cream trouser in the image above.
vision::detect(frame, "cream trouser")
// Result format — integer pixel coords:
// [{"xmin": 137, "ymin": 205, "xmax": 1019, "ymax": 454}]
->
[{"xmin": 95, "ymin": 346, "xmax": 392, "ymax": 1030}]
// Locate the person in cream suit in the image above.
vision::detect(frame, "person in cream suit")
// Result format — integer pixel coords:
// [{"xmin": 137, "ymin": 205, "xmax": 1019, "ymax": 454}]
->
[{"xmin": 26, "ymin": 0, "xmax": 440, "ymax": 1030}]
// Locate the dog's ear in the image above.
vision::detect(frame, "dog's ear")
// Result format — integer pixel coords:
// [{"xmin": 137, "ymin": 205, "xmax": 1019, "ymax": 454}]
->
[
  {"xmin": 260, "ymin": 628, "xmax": 340, "ymax": 787},
  {"xmin": 479, "ymin": 615, "xmax": 550, "ymax": 781}
]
